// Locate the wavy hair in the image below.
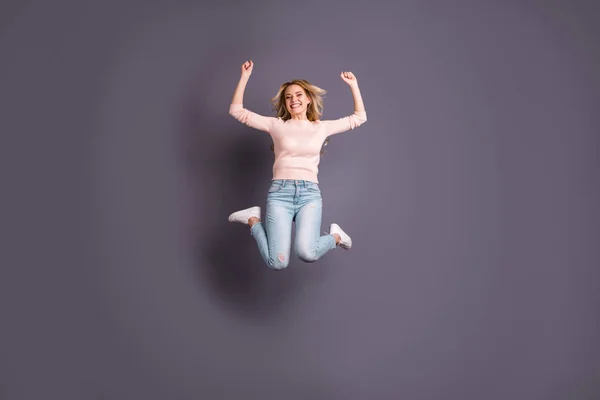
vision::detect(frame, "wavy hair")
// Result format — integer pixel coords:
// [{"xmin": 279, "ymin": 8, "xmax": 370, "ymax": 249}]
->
[{"xmin": 269, "ymin": 79, "xmax": 330, "ymax": 156}]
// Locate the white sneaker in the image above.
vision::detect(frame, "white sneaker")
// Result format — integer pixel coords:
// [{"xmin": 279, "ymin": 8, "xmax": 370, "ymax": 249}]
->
[
  {"xmin": 330, "ymin": 223, "xmax": 352, "ymax": 249},
  {"xmin": 228, "ymin": 206, "xmax": 261, "ymax": 224}
]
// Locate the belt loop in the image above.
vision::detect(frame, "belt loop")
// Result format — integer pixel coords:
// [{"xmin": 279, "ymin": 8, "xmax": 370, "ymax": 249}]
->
[{"xmin": 282, "ymin": 180, "xmax": 286, "ymax": 188}]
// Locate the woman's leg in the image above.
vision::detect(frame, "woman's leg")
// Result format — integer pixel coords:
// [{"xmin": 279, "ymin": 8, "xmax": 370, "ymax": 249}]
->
[
  {"xmin": 250, "ymin": 201, "xmax": 294, "ymax": 270},
  {"xmin": 294, "ymin": 198, "xmax": 337, "ymax": 263}
]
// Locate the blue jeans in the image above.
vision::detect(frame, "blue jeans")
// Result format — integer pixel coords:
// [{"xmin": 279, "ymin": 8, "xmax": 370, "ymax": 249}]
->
[{"xmin": 250, "ymin": 179, "xmax": 337, "ymax": 270}]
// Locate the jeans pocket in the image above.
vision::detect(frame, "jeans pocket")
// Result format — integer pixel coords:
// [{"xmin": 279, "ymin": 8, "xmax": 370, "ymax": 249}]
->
[{"xmin": 268, "ymin": 183, "xmax": 283, "ymax": 193}]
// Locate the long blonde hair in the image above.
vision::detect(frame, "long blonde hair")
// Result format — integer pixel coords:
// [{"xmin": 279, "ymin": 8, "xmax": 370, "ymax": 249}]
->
[{"xmin": 269, "ymin": 79, "xmax": 330, "ymax": 156}]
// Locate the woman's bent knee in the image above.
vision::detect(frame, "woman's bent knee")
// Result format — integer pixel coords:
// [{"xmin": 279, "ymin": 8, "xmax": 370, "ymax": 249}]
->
[
  {"xmin": 267, "ymin": 254, "xmax": 289, "ymax": 270},
  {"xmin": 296, "ymin": 248, "xmax": 319, "ymax": 263}
]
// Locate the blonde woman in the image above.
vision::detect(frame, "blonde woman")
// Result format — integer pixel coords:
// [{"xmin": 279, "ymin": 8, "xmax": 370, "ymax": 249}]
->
[{"xmin": 227, "ymin": 60, "xmax": 367, "ymax": 270}]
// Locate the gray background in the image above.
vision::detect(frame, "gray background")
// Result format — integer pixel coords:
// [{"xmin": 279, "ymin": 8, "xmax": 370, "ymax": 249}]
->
[{"xmin": 1, "ymin": 0, "xmax": 599, "ymax": 399}]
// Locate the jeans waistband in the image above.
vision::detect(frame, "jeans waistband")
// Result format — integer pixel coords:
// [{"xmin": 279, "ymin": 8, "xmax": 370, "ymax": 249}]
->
[{"xmin": 271, "ymin": 179, "xmax": 318, "ymax": 187}]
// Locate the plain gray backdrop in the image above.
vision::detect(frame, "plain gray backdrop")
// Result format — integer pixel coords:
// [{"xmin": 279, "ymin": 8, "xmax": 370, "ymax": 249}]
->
[{"xmin": 1, "ymin": 0, "xmax": 599, "ymax": 399}]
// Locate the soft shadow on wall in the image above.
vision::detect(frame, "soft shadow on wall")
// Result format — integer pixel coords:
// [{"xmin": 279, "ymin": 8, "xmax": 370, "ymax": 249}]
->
[{"xmin": 178, "ymin": 74, "xmax": 311, "ymax": 320}]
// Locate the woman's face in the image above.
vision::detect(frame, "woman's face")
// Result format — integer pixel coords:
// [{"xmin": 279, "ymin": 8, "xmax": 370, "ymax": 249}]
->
[{"xmin": 284, "ymin": 84, "xmax": 310, "ymax": 117}]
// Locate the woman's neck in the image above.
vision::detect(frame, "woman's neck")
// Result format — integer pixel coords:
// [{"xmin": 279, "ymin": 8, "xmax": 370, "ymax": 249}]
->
[{"xmin": 290, "ymin": 115, "xmax": 309, "ymax": 121}]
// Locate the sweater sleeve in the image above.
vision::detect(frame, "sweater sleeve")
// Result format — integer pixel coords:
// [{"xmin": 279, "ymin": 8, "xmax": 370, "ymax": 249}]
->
[
  {"xmin": 229, "ymin": 103, "xmax": 275, "ymax": 133},
  {"xmin": 322, "ymin": 110, "xmax": 367, "ymax": 136}
]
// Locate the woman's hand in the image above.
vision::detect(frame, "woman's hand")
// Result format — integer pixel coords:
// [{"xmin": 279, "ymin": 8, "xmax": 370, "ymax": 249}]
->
[
  {"xmin": 241, "ymin": 60, "xmax": 254, "ymax": 79},
  {"xmin": 340, "ymin": 71, "xmax": 358, "ymax": 87}
]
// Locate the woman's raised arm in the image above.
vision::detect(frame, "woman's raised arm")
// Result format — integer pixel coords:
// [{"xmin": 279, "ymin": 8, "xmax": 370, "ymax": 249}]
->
[
  {"xmin": 229, "ymin": 60, "xmax": 275, "ymax": 133},
  {"xmin": 322, "ymin": 71, "xmax": 367, "ymax": 136},
  {"xmin": 341, "ymin": 71, "xmax": 365, "ymax": 113},
  {"xmin": 232, "ymin": 60, "xmax": 253, "ymax": 104}
]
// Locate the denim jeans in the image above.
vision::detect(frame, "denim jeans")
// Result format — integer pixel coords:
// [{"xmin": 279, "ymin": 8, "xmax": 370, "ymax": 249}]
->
[{"xmin": 250, "ymin": 179, "xmax": 337, "ymax": 270}]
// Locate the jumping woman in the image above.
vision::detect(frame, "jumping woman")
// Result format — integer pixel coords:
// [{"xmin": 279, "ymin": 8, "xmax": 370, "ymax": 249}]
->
[{"xmin": 227, "ymin": 60, "xmax": 367, "ymax": 270}]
